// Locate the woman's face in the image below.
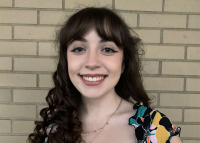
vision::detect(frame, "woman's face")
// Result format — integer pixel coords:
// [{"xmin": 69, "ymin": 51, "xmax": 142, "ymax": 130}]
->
[{"xmin": 67, "ymin": 28, "xmax": 124, "ymax": 99}]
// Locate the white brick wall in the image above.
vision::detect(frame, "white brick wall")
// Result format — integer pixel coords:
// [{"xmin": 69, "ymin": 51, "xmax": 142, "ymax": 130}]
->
[{"xmin": 0, "ymin": 0, "xmax": 199, "ymax": 142}]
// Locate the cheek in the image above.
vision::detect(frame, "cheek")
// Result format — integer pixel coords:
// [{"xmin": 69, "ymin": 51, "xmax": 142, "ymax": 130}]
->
[
  {"xmin": 102, "ymin": 55, "xmax": 123, "ymax": 74},
  {"xmin": 67, "ymin": 53, "xmax": 81, "ymax": 74}
]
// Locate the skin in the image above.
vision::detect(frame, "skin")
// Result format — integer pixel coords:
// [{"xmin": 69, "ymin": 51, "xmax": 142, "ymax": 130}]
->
[
  {"xmin": 66, "ymin": 28, "xmax": 182, "ymax": 143},
  {"xmin": 67, "ymin": 28, "xmax": 124, "ymax": 118}
]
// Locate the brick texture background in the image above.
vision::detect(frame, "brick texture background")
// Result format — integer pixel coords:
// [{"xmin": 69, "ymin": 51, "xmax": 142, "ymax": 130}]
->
[{"xmin": 0, "ymin": 0, "xmax": 199, "ymax": 142}]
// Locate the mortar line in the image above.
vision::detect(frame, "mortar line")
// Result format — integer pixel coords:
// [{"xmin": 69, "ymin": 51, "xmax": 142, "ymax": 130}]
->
[
  {"xmin": 185, "ymin": 46, "xmax": 188, "ymax": 60},
  {"xmin": 11, "ymin": 88, "xmax": 13, "ymax": 103},
  {"xmin": 12, "ymin": 0, "xmax": 15, "ymax": 7},
  {"xmin": 186, "ymin": 15, "xmax": 189, "ymax": 28},
  {"xmin": 12, "ymin": 26, "xmax": 14, "ymax": 40},
  {"xmin": 162, "ymin": 0, "xmax": 165, "ymax": 12},
  {"xmin": 137, "ymin": 13, "xmax": 140, "ymax": 28},
  {"xmin": 37, "ymin": 42, "xmax": 39, "ymax": 55},
  {"xmin": 160, "ymin": 29, "xmax": 163, "ymax": 44},
  {"xmin": 36, "ymin": 74, "xmax": 39, "ymax": 88},
  {"xmin": 12, "ymin": 56, "xmax": 14, "ymax": 72},
  {"xmin": 184, "ymin": 78, "xmax": 186, "ymax": 92},
  {"xmin": 159, "ymin": 61, "xmax": 162, "ymax": 75},
  {"xmin": 62, "ymin": 0, "xmax": 65, "ymax": 10},
  {"xmin": 112, "ymin": 0, "xmax": 115, "ymax": 10},
  {"xmin": 182, "ymin": 108, "xmax": 185, "ymax": 122},
  {"xmin": 37, "ymin": 11, "xmax": 40, "ymax": 25},
  {"xmin": 11, "ymin": 119, "xmax": 13, "ymax": 133}
]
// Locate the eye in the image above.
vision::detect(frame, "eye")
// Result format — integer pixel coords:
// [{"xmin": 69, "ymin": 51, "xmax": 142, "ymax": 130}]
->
[
  {"xmin": 102, "ymin": 47, "xmax": 118, "ymax": 53},
  {"xmin": 70, "ymin": 47, "xmax": 85, "ymax": 53}
]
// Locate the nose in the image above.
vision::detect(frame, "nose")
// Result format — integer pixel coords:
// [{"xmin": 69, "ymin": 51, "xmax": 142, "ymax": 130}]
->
[{"xmin": 85, "ymin": 50, "xmax": 100, "ymax": 69}]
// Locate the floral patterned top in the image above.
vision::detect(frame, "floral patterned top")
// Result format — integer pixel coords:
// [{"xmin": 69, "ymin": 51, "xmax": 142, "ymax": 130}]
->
[
  {"xmin": 36, "ymin": 102, "xmax": 181, "ymax": 143},
  {"xmin": 129, "ymin": 102, "xmax": 181, "ymax": 143}
]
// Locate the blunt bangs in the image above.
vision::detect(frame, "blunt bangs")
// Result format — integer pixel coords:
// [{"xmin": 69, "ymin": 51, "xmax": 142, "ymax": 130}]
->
[{"xmin": 65, "ymin": 7, "xmax": 124, "ymax": 49}]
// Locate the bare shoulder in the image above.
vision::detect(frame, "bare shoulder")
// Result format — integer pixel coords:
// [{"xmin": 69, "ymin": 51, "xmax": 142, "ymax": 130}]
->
[
  {"xmin": 117, "ymin": 99, "xmax": 135, "ymax": 117},
  {"xmin": 114, "ymin": 99, "xmax": 136, "ymax": 124},
  {"xmin": 170, "ymin": 135, "xmax": 182, "ymax": 143}
]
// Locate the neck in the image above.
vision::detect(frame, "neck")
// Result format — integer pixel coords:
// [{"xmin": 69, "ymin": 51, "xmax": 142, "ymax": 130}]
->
[{"xmin": 79, "ymin": 91, "xmax": 122, "ymax": 123}]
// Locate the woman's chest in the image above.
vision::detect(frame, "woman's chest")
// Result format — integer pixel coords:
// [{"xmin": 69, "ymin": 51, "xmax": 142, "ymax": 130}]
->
[{"xmin": 82, "ymin": 123, "xmax": 136, "ymax": 143}]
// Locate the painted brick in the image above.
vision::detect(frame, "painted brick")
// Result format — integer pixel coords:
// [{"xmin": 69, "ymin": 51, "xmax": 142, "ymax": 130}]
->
[
  {"xmin": 162, "ymin": 62, "xmax": 200, "ymax": 75},
  {"xmin": 115, "ymin": 0, "xmax": 162, "ymax": 11},
  {"xmin": 0, "ymin": 104, "xmax": 36, "ymax": 118},
  {"xmin": 14, "ymin": 26, "xmax": 56, "ymax": 40},
  {"xmin": 39, "ymin": 42, "xmax": 58, "ymax": 56},
  {"xmin": 0, "ymin": 42, "xmax": 37, "ymax": 55},
  {"xmin": 0, "ymin": 120, "xmax": 11, "ymax": 133},
  {"xmin": 0, "ymin": 89, "xmax": 11, "ymax": 102},
  {"xmin": 163, "ymin": 30, "xmax": 200, "ymax": 44},
  {"xmin": 189, "ymin": 15, "xmax": 200, "ymax": 29},
  {"xmin": 165, "ymin": 0, "xmax": 200, "ymax": 13},
  {"xmin": 187, "ymin": 78, "xmax": 200, "ymax": 91},
  {"xmin": 0, "ymin": 57, "xmax": 12, "ymax": 70},
  {"xmin": 40, "ymin": 11, "xmax": 72, "ymax": 25},
  {"xmin": 13, "ymin": 89, "xmax": 48, "ymax": 103},
  {"xmin": 180, "ymin": 125, "xmax": 200, "ymax": 138},
  {"xmin": 160, "ymin": 93, "xmax": 200, "ymax": 107},
  {"xmin": 0, "ymin": 26, "xmax": 12, "ymax": 39},
  {"xmin": 38, "ymin": 105, "xmax": 48, "ymax": 118},
  {"xmin": 65, "ymin": 0, "xmax": 112, "ymax": 9},
  {"xmin": 143, "ymin": 77, "xmax": 184, "ymax": 91},
  {"xmin": 187, "ymin": 47, "xmax": 200, "ymax": 60},
  {"xmin": 14, "ymin": 58, "xmax": 57, "ymax": 72},
  {"xmin": 120, "ymin": 12, "xmax": 137, "ymax": 27},
  {"xmin": 133, "ymin": 29, "xmax": 160, "ymax": 43},
  {"xmin": 13, "ymin": 121, "xmax": 35, "ymax": 133},
  {"xmin": 140, "ymin": 14, "xmax": 186, "ymax": 28},
  {"xmin": 15, "ymin": 0, "xmax": 62, "ymax": 9},
  {"xmin": 155, "ymin": 108, "xmax": 182, "ymax": 122},
  {"xmin": 0, "ymin": 0, "xmax": 12, "ymax": 7},
  {"xmin": 0, "ymin": 73, "xmax": 36, "ymax": 87},
  {"xmin": 39, "ymin": 74, "xmax": 54, "ymax": 87},
  {"xmin": 141, "ymin": 61, "xmax": 159, "ymax": 74},
  {"xmin": 183, "ymin": 141, "xmax": 200, "ymax": 143},
  {"xmin": 184, "ymin": 109, "xmax": 200, "ymax": 122},
  {"xmin": 0, "ymin": 10, "xmax": 37, "ymax": 24},
  {"xmin": 0, "ymin": 136, "xmax": 28, "ymax": 143},
  {"xmin": 144, "ymin": 45, "xmax": 184, "ymax": 59}
]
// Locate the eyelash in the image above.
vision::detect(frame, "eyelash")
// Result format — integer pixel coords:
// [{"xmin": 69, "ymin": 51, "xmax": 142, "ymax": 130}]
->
[{"xmin": 70, "ymin": 47, "xmax": 118, "ymax": 53}]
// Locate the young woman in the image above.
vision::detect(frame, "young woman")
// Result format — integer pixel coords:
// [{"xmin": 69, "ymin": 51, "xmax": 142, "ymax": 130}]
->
[{"xmin": 28, "ymin": 7, "xmax": 181, "ymax": 143}]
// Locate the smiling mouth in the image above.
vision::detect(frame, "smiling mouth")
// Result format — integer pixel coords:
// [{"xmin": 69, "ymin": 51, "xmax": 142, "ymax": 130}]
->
[
  {"xmin": 78, "ymin": 74, "xmax": 107, "ymax": 86},
  {"xmin": 79, "ymin": 75, "xmax": 107, "ymax": 81}
]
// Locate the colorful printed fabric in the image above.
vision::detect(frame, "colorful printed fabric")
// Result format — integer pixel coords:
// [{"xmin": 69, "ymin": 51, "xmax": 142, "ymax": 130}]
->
[
  {"xmin": 129, "ymin": 102, "xmax": 181, "ymax": 143},
  {"xmin": 36, "ymin": 102, "xmax": 181, "ymax": 143}
]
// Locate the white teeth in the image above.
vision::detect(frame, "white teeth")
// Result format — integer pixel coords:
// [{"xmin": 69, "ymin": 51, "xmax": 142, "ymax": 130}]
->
[{"xmin": 83, "ymin": 76, "xmax": 105, "ymax": 81}]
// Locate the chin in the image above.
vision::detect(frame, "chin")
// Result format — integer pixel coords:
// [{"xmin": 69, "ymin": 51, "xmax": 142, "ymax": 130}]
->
[{"xmin": 81, "ymin": 92, "xmax": 104, "ymax": 99}]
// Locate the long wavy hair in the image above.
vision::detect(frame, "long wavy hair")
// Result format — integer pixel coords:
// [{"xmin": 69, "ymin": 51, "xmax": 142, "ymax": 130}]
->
[{"xmin": 27, "ymin": 7, "xmax": 150, "ymax": 143}]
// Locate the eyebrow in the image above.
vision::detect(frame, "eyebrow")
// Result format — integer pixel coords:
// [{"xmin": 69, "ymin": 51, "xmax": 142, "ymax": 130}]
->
[{"xmin": 74, "ymin": 37, "xmax": 109, "ymax": 43}]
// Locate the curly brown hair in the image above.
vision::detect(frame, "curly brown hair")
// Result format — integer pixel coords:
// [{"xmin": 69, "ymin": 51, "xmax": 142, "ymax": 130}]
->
[{"xmin": 27, "ymin": 7, "xmax": 150, "ymax": 143}]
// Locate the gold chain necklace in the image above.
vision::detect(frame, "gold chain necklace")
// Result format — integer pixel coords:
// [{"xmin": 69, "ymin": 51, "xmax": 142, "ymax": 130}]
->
[{"xmin": 81, "ymin": 97, "xmax": 122, "ymax": 143}]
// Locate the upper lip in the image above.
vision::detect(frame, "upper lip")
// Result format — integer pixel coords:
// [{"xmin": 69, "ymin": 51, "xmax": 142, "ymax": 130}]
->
[{"xmin": 79, "ymin": 74, "xmax": 108, "ymax": 77}]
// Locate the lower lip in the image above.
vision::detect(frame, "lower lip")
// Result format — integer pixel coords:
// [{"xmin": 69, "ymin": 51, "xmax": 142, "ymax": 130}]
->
[{"xmin": 79, "ymin": 75, "xmax": 107, "ymax": 86}]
